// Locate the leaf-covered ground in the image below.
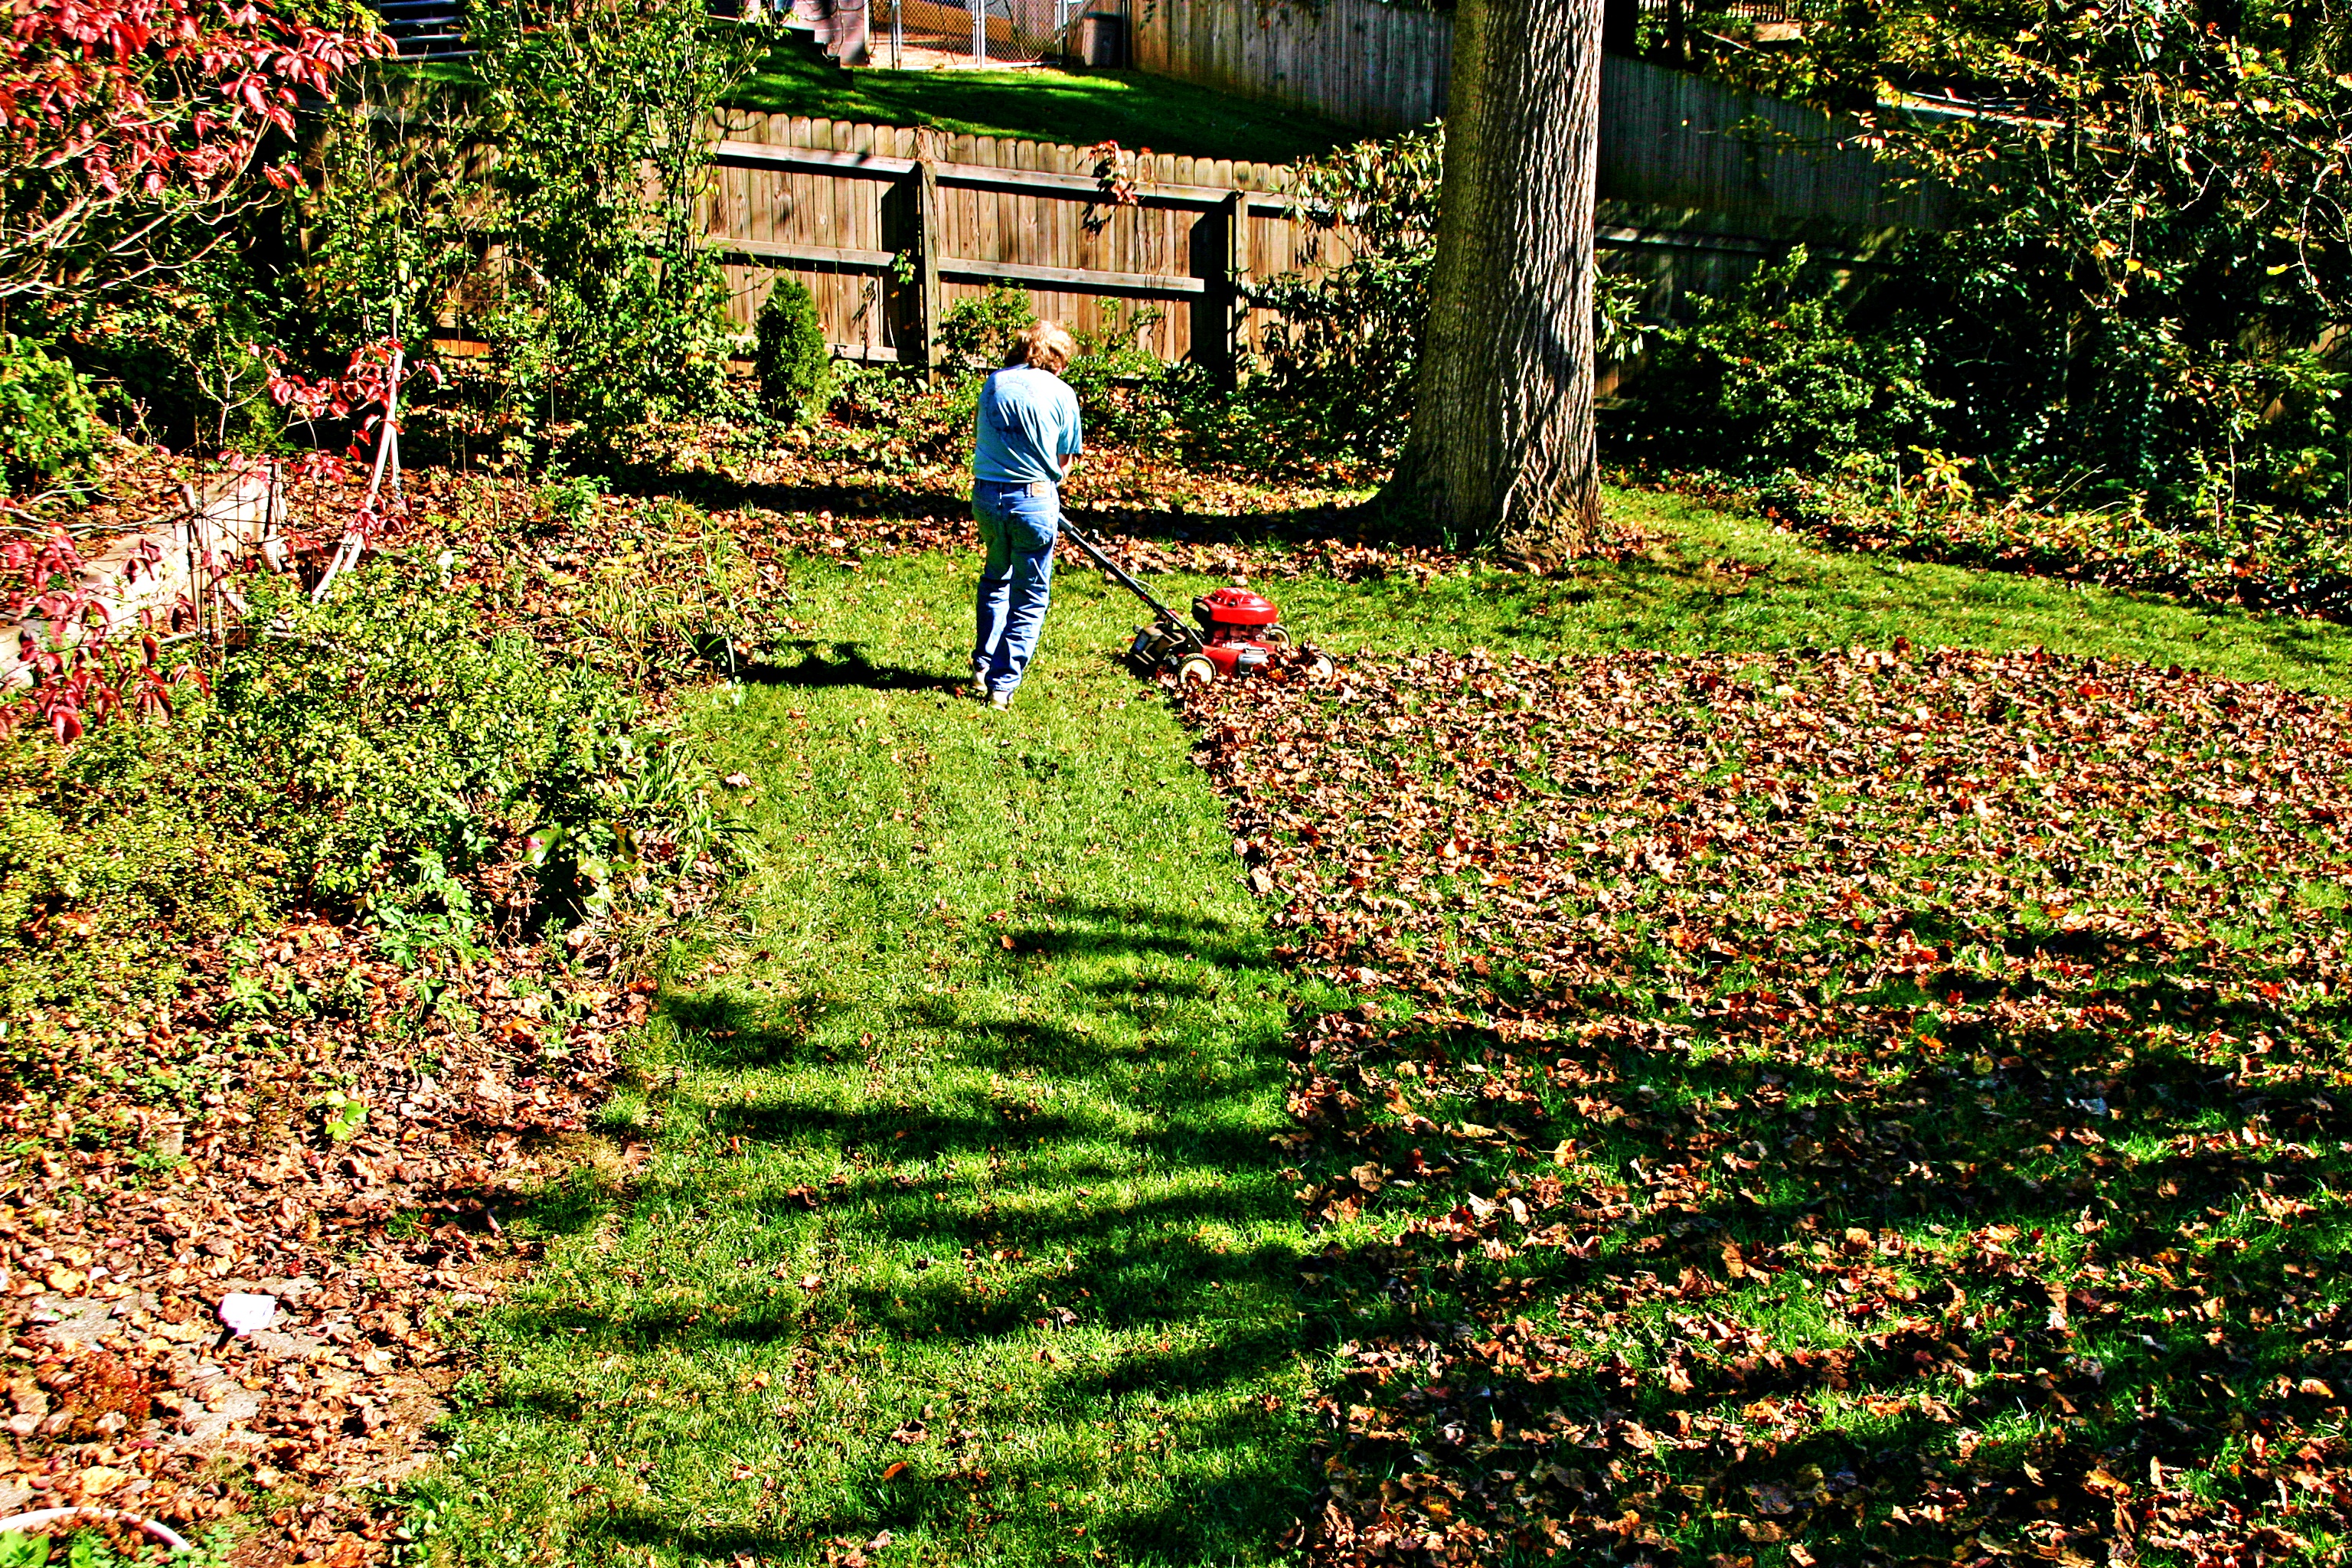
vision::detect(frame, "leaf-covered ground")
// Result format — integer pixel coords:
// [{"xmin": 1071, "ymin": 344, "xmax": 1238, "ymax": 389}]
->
[
  {"xmin": 1748, "ymin": 469, "xmax": 2352, "ymax": 628},
  {"xmin": 0, "ymin": 929, "xmax": 677, "ymax": 1559},
  {"xmin": 24, "ymin": 428, "xmax": 2352, "ymax": 1564},
  {"xmin": 1188, "ymin": 645, "xmax": 2352, "ymax": 1565}
]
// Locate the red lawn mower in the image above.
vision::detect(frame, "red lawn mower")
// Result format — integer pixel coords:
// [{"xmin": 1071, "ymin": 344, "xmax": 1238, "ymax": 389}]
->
[{"xmin": 1061, "ymin": 519, "xmax": 1331, "ymax": 684}]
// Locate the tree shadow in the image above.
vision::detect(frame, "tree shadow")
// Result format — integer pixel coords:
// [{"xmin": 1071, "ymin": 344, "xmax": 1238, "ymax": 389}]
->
[
  {"xmin": 743, "ymin": 639, "xmax": 969, "ymax": 692},
  {"xmin": 489, "ymin": 888, "xmax": 1310, "ymax": 1563},
  {"xmin": 1292, "ymin": 992, "xmax": 2352, "ymax": 1562}
]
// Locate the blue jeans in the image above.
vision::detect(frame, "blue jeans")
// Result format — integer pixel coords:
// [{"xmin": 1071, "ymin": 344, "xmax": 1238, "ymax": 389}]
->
[{"xmin": 972, "ymin": 479, "xmax": 1058, "ymax": 697}]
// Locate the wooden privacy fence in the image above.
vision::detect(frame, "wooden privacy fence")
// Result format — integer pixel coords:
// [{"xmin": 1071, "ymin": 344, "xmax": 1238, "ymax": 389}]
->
[
  {"xmin": 1129, "ymin": 0, "xmax": 1453, "ymax": 137},
  {"xmin": 701, "ymin": 116, "xmax": 1309, "ymax": 372},
  {"xmin": 1127, "ymin": 0, "xmax": 1941, "ymax": 236},
  {"xmin": 698, "ymin": 112, "xmax": 1932, "ymax": 373}
]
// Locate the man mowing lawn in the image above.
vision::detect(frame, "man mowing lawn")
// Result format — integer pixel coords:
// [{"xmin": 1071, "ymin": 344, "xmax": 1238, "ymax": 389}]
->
[{"xmin": 970, "ymin": 320, "xmax": 1083, "ymax": 709}]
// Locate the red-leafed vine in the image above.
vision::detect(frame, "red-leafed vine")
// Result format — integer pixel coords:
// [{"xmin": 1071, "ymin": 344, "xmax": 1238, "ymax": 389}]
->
[{"xmin": 2, "ymin": 0, "xmax": 390, "ymax": 301}]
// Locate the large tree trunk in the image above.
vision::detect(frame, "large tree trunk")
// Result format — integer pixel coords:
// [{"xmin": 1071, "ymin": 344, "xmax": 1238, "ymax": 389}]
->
[{"xmin": 1387, "ymin": 0, "xmax": 1606, "ymax": 562}]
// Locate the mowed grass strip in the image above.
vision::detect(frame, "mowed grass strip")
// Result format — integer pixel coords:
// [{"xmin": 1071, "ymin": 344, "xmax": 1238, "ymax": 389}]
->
[{"xmin": 410, "ymin": 553, "xmax": 1341, "ymax": 1565}]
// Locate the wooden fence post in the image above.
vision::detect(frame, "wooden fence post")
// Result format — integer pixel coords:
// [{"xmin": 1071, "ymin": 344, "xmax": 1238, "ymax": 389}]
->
[
  {"xmin": 1191, "ymin": 188, "xmax": 1245, "ymax": 388},
  {"xmin": 882, "ymin": 158, "xmax": 942, "ymax": 368}
]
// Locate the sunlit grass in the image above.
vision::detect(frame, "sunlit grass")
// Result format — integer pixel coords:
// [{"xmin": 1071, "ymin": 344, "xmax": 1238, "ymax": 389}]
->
[
  {"xmin": 410, "ymin": 485, "xmax": 2352, "ymax": 1563},
  {"xmin": 728, "ymin": 35, "xmax": 1355, "ymax": 165}
]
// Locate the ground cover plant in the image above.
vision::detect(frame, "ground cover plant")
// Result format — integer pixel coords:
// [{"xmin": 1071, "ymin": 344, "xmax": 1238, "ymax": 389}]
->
[
  {"xmin": 0, "ymin": 459, "xmax": 766, "ymax": 1558},
  {"xmin": 1187, "ymin": 640, "xmax": 2352, "ymax": 1564}
]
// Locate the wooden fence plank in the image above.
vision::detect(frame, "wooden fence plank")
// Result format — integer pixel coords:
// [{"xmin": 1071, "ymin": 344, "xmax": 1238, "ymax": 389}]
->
[
  {"xmin": 721, "ymin": 239, "xmax": 896, "ymax": 270},
  {"xmin": 700, "ymin": 106, "xmax": 1913, "ymax": 365}
]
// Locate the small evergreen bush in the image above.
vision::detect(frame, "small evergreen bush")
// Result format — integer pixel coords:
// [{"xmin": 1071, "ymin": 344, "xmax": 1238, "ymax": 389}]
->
[
  {"xmin": 0, "ymin": 336, "xmax": 102, "ymax": 494},
  {"xmin": 755, "ymin": 280, "xmax": 833, "ymax": 424}
]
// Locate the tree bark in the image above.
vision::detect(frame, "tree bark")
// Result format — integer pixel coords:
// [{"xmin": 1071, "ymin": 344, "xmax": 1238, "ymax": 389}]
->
[{"xmin": 1387, "ymin": 0, "xmax": 1607, "ymax": 562}]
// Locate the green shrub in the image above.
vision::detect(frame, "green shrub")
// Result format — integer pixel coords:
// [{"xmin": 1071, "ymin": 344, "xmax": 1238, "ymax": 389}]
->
[
  {"xmin": 1613, "ymin": 247, "xmax": 1947, "ymax": 479},
  {"xmin": 297, "ymin": 0, "xmax": 760, "ymax": 456},
  {"xmin": 0, "ymin": 560, "xmax": 728, "ymax": 1025},
  {"xmin": 0, "ymin": 335, "xmax": 102, "ymax": 494},
  {"xmin": 754, "ymin": 279, "xmax": 832, "ymax": 424},
  {"xmin": 939, "ymin": 285, "xmax": 1037, "ymax": 371},
  {"xmin": 60, "ymin": 253, "xmax": 289, "ymax": 454},
  {"xmin": 1244, "ymin": 126, "xmax": 1441, "ymax": 464}
]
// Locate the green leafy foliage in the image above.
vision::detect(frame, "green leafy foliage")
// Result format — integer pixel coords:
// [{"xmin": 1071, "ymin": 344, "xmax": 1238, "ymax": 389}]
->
[
  {"xmin": 0, "ymin": 557, "xmax": 726, "ymax": 1023},
  {"xmin": 285, "ymin": 0, "xmax": 763, "ymax": 463},
  {"xmin": 0, "ymin": 335, "xmax": 101, "ymax": 494},
  {"xmin": 59, "ymin": 253, "xmax": 291, "ymax": 453},
  {"xmin": 1242, "ymin": 123, "xmax": 1651, "ymax": 472},
  {"xmin": 1731, "ymin": 0, "xmax": 2352, "ymax": 521},
  {"xmin": 936, "ymin": 283, "xmax": 1038, "ymax": 371},
  {"xmin": 753, "ymin": 279, "xmax": 831, "ymax": 425},
  {"xmin": 816, "ymin": 288, "xmax": 1194, "ymax": 467},
  {"xmin": 467, "ymin": 0, "xmax": 761, "ymax": 439},
  {"xmin": 1613, "ymin": 247, "xmax": 1947, "ymax": 480},
  {"xmin": 1244, "ymin": 125, "xmax": 1442, "ymax": 463},
  {"xmin": 214, "ymin": 569, "xmax": 637, "ymax": 910}
]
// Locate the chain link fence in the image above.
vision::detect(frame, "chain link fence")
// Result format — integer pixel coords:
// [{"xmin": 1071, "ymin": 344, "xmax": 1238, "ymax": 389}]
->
[{"xmin": 872, "ymin": 0, "xmax": 1122, "ymax": 68}]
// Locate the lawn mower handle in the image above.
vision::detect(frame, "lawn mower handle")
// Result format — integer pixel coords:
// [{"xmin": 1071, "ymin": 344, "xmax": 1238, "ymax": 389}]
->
[{"xmin": 1059, "ymin": 518, "xmax": 1200, "ymax": 646}]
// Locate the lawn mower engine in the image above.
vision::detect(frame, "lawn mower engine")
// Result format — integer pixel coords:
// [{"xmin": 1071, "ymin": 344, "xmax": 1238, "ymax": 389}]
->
[
  {"xmin": 1060, "ymin": 520, "xmax": 1328, "ymax": 684},
  {"xmin": 1127, "ymin": 577, "xmax": 1301, "ymax": 683}
]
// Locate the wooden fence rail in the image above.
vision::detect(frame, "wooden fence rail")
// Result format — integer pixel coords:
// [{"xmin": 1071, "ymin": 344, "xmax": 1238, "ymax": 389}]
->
[
  {"xmin": 697, "ymin": 113, "xmax": 1928, "ymax": 375},
  {"xmin": 711, "ymin": 136, "xmax": 1264, "ymax": 377},
  {"xmin": 701, "ymin": 116, "xmax": 1308, "ymax": 370}
]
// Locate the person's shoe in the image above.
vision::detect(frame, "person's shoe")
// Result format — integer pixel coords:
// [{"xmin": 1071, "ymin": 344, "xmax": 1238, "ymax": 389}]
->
[
  {"xmin": 970, "ymin": 656, "xmax": 988, "ymax": 694},
  {"xmin": 988, "ymin": 691, "xmax": 1012, "ymax": 710}
]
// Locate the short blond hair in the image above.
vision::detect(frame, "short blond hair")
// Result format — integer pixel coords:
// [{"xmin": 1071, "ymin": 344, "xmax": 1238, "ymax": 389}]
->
[{"xmin": 1005, "ymin": 320, "xmax": 1076, "ymax": 373}]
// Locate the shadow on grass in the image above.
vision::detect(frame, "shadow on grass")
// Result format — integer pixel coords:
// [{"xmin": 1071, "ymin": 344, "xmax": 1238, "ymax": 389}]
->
[
  {"xmin": 745, "ymin": 639, "xmax": 969, "ymax": 692},
  {"xmin": 495, "ymin": 886, "xmax": 1312, "ymax": 1562},
  {"xmin": 1292, "ymin": 988, "xmax": 2352, "ymax": 1561}
]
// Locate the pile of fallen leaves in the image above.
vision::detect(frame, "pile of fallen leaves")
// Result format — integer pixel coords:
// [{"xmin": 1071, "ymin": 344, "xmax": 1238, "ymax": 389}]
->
[
  {"xmin": 1190, "ymin": 644, "xmax": 2352, "ymax": 1565},
  {"xmin": 0, "ymin": 884, "xmax": 702, "ymax": 1562}
]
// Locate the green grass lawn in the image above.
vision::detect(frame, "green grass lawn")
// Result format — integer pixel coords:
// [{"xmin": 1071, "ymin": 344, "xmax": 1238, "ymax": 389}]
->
[
  {"xmin": 1230, "ymin": 488, "xmax": 2352, "ymax": 693},
  {"xmin": 408, "ymin": 552, "xmax": 1346, "ymax": 1566},
  {"xmin": 726, "ymin": 34, "xmax": 1357, "ymax": 165},
  {"xmin": 408, "ymin": 482, "xmax": 2352, "ymax": 1565}
]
